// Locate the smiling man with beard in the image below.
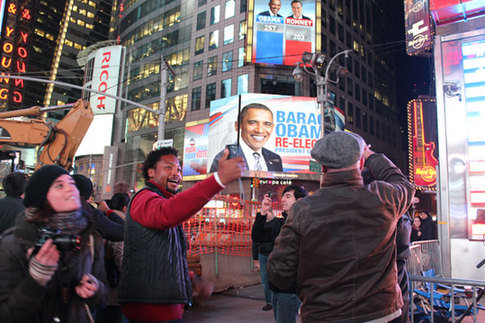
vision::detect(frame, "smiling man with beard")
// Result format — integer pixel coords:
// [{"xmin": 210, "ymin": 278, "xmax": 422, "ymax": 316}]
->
[
  {"xmin": 119, "ymin": 147, "xmax": 244, "ymax": 322},
  {"xmin": 210, "ymin": 103, "xmax": 283, "ymax": 173}
]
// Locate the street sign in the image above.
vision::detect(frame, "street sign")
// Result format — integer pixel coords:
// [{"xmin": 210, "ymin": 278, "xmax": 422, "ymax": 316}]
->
[
  {"xmin": 153, "ymin": 139, "xmax": 173, "ymax": 150},
  {"xmin": 309, "ymin": 159, "xmax": 322, "ymax": 173}
]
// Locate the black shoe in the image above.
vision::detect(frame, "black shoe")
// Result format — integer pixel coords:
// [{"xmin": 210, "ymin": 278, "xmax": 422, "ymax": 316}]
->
[{"xmin": 262, "ymin": 304, "xmax": 272, "ymax": 311}]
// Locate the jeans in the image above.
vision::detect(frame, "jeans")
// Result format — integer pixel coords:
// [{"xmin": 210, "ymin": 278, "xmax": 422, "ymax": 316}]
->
[
  {"xmin": 273, "ymin": 292, "xmax": 301, "ymax": 323},
  {"xmin": 258, "ymin": 253, "xmax": 273, "ymax": 304}
]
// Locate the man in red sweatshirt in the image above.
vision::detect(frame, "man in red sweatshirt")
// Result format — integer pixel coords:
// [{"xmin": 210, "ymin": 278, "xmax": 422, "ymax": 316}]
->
[{"xmin": 119, "ymin": 146, "xmax": 244, "ymax": 322}]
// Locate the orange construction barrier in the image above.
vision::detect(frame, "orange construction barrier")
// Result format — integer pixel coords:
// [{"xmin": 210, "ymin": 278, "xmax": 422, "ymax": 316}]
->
[{"xmin": 183, "ymin": 195, "xmax": 282, "ymax": 257}]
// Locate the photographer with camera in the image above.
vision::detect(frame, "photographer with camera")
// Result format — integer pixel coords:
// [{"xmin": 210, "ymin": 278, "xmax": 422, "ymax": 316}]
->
[{"xmin": 0, "ymin": 165, "xmax": 107, "ymax": 322}]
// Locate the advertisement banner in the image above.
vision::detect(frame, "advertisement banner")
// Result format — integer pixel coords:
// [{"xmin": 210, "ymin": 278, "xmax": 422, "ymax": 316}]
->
[
  {"xmin": 404, "ymin": 0, "xmax": 432, "ymax": 56},
  {"xmin": 407, "ymin": 98, "xmax": 438, "ymax": 190},
  {"xmin": 182, "ymin": 122, "xmax": 210, "ymax": 176},
  {"xmin": 207, "ymin": 94, "xmax": 344, "ymax": 174},
  {"xmin": 252, "ymin": 0, "xmax": 315, "ymax": 66},
  {"xmin": 89, "ymin": 45, "xmax": 123, "ymax": 114}
]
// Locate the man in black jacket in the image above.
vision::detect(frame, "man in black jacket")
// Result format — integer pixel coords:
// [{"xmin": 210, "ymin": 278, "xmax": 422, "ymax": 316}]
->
[
  {"xmin": 252, "ymin": 185, "xmax": 307, "ymax": 322},
  {"xmin": 0, "ymin": 172, "xmax": 26, "ymax": 233}
]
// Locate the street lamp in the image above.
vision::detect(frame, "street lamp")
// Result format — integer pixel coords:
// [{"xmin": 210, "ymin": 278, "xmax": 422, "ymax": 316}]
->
[{"xmin": 293, "ymin": 49, "xmax": 352, "ymax": 137}]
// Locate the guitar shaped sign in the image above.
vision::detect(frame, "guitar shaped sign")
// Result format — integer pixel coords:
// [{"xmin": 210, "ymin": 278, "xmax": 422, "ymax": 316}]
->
[{"xmin": 412, "ymin": 100, "xmax": 439, "ymax": 187}]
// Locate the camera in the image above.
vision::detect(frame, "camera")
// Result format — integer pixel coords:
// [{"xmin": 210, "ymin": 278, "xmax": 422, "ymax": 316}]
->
[{"xmin": 33, "ymin": 228, "xmax": 81, "ymax": 253}]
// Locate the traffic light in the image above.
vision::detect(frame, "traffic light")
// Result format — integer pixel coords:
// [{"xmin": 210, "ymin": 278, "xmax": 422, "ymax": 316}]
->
[{"xmin": 252, "ymin": 178, "xmax": 260, "ymax": 188}]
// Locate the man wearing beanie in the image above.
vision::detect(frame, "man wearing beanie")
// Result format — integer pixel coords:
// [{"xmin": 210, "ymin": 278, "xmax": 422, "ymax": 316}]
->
[{"xmin": 267, "ymin": 131, "xmax": 415, "ymax": 323}]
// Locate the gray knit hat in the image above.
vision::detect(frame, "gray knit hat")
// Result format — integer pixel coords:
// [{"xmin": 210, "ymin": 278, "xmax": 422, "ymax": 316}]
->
[{"xmin": 311, "ymin": 131, "xmax": 366, "ymax": 169}]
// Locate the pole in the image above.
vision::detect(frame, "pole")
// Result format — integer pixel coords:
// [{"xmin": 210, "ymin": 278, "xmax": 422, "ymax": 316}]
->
[
  {"xmin": 158, "ymin": 54, "xmax": 168, "ymax": 141},
  {"xmin": 320, "ymin": 49, "xmax": 352, "ymax": 137},
  {"xmin": 316, "ymin": 75, "xmax": 326, "ymax": 139}
]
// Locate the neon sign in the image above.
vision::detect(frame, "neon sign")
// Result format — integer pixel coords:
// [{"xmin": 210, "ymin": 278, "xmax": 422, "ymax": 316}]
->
[{"xmin": 0, "ymin": 0, "xmax": 34, "ymax": 108}]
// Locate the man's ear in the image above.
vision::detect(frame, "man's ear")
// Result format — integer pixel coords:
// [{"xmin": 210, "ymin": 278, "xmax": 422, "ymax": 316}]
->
[
  {"xmin": 234, "ymin": 121, "xmax": 239, "ymax": 132},
  {"xmin": 358, "ymin": 156, "xmax": 365, "ymax": 171},
  {"xmin": 147, "ymin": 168, "xmax": 155, "ymax": 179}
]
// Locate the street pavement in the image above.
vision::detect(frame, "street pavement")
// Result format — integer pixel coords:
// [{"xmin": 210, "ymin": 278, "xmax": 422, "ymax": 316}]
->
[
  {"xmin": 184, "ymin": 283, "xmax": 286, "ymax": 323},
  {"xmin": 183, "ymin": 283, "xmax": 485, "ymax": 323}
]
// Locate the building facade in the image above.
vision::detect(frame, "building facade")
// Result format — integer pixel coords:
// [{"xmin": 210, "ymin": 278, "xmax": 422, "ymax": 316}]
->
[{"xmin": 111, "ymin": 0, "xmax": 405, "ymax": 189}]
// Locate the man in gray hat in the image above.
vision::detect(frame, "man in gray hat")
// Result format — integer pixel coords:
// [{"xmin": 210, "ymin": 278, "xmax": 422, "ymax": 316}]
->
[{"xmin": 267, "ymin": 131, "xmax": 415, "ymax": 323}]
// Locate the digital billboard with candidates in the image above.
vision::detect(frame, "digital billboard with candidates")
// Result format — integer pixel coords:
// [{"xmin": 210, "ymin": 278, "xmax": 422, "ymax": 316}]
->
[
  {"xmin": 252, "ymin": 0, "xmax": 315, "ymax": 66},
  {"xmin": 207, "ymin": 94, "xmax": 344, "ymax": 174},
  {"xmin": 182, "ymin": 122, "xmax": 210, "ymax": 176}
]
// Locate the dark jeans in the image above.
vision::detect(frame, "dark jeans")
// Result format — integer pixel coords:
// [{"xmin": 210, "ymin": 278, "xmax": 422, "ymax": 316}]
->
[
  {"xmin": 259, "ymin": 253, "xmax": 273, "ymax": 304},
  {"xmin": 273, "ymin": 292, "xmax": 301, "ymax": 323}
]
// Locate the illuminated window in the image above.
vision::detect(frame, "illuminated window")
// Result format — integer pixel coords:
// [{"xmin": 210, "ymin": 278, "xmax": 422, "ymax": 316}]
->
[
  {"xmin": 239, "ymin": 20, "xmax": 246, "ymax": 39},
  {"xmin": 209, "ymin": 30, "xmax": 219, "ymax": 50},
  {"xmin": 222, "ymin": 51, "xmax": 232, "ymax": 72},
  {"xmin": 237, "ymin": 74, "xmax": 248, "ymax": 94},
  {"xmin": 221, "ymin": 78, "xmax": 231, "ymax": 98},
  {"xmin": 87, "ymin": 12, "xmax": 94, "ymax": 18},
  {"xmin": 46, "ymin": 34, "xmax": 55, "ymax": 41},
  {"xmin": 211, "ymin": 5, "xmax": 220, "ymax": 25},
  {"xmin": 223, "ymin": 24, "xmax": 234, "ymax": 45},
  {"xmin": 65, "ymin": 39, "xmax": 74, "ymax": 47},
  {"xmin": 77, "ymin": 19, "xmax": 86, "ymax": 27},
  {"xmin": 195, "ymin": 36, "xmax": 205, "ymax": 55},
  {"xmin": 238, "ymin": 47, "xmax": 245, "ymax": 67},
  {"xmin": 207, "ymin": 56, "xmax": 217, "ymax": 76},
  {"xmin": 34, "ymin": 29, "xmax": 45, "ymax": 37},
  {"xmin": 225, "ymin": 0, "xmax": 235, "ymax": 19}
]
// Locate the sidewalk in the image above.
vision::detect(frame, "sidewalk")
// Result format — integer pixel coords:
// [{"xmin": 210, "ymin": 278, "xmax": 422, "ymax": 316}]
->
[
  {"xmin": 184, "ymin": 284, "xmax": 281, "ymax": 323},
  {"xmin": 183, "ymin": 284, "xmax": 485, "ymax": 322}
]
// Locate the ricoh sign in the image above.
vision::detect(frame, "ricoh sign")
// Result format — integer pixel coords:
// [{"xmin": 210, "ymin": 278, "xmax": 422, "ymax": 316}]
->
[{"xmin": 89, "ymin": 45, "xmax": 122, "ymax": 114}]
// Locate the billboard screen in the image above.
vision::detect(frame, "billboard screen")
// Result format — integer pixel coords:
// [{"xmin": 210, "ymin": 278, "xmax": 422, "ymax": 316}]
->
[
  {"xmin": 207, "ymin": 94, "xmax": 344, "ymax": 175},
  {"xmin": 252, "ymin": 0, "xmax": 316, "ymax": 66},
  {"xmin": 182, "ymin": 122, "xmax": 210, "ymax": 176}
]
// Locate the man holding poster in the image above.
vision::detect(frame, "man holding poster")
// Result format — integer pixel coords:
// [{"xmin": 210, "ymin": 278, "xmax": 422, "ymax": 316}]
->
[{"xmin": 210, "ymin": 103, "xmax": 283, "ymax": 173}]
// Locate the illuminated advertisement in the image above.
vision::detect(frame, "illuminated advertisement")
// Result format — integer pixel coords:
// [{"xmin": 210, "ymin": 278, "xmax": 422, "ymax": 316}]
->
[
  {"xmin": 87, "ymin": 45, "xmax": 123, "ymax": 114},
  {"xmin": 462, "ymin": 39, "xmax": 485, "ymax": 215},
  {"xmin": 251, "ymin": 0, "xmax": 316, "ymax": 66},
  {"xmin": 0, "ymin": 0, "xmax": 34, "ymax": 108},
  {"xmin": 182, "ymin": 122, "xmax": 210, "ymax": 176},
  {"xmin": 207, "ymin": 93, "xmax": 344, "ymax": 174},
  {"xmin": 407, "ymin": 98, "xmax": 438, "ymax": 190},
  {"xmin": 404, "ymin": 0, "xmax": 432, "ymax": 56}
]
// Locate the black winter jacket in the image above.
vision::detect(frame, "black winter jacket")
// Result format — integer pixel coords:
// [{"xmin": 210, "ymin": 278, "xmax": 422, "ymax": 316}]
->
[{"xmin": 0, "ymin": 212, "xmax": 107, "ymax": 323}]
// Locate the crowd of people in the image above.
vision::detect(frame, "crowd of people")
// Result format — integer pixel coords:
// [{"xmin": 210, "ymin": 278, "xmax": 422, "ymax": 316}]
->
[{"xmin": 0, "ymin": 130, "xmax": 435, "ymax": 323}]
